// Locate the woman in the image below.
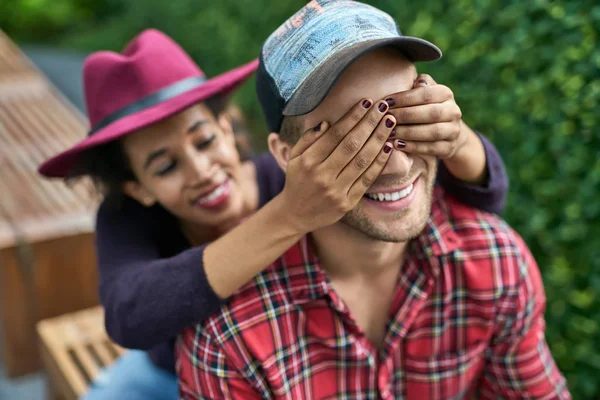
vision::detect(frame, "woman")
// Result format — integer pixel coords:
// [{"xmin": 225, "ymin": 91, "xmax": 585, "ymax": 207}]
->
[{"xmin": 39, "ymin": 29, "xmax": 508, "ymax": 400}]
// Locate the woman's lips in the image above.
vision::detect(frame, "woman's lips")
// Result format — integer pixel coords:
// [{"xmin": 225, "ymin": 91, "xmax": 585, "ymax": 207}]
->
[{"xmin": 192, "ymin": 179, "xmax": 231, "ymax": 209}]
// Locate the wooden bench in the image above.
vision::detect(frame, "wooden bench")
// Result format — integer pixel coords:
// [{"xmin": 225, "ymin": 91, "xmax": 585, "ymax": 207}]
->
[
  {"xmin": 0, "ymin": 29, "xmax": 100, "ymax": 377},
  {"xmin": 37, "ymin": 306, "xmax": 126, "ymax": 400}
]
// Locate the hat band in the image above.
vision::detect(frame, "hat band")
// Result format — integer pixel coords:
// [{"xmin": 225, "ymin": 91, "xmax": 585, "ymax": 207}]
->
[{"xmin": 88, "ymin": 76, "xmax": 207, "ymax": 136}]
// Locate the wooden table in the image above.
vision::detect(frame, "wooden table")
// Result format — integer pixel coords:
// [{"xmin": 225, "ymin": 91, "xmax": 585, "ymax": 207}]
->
[{"xmin": 0, "ymin": 29, "xmax": 100, "ymax": 378}]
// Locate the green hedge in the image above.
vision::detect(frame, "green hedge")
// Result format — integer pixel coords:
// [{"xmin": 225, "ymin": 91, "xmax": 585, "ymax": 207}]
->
[{"xmin": 3, "ymin": 0, "xmax": 598, "ymax": 397}]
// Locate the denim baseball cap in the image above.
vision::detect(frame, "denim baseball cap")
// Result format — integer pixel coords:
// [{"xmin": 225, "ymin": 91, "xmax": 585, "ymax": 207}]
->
[{"xmin": 256, "ymin": 0, "xmax": 442, "ymax": 133}]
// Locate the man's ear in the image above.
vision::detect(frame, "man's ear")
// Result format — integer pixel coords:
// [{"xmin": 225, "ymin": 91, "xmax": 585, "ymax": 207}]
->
[
  {"xmin": 267, "ymin": 133, "xmax": 292, "ymax": 172},
  {"xmin": 122, "ymin": 181, "xmax": 156, "ymax": 207}
]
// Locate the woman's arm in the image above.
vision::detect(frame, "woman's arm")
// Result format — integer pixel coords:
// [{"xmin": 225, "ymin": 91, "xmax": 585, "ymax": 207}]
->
[
  {"xmin": 437, "ymin": 125, "xmax": 508, "ymax": 214},
  {"xmin": 97, "ymin": 98, "xmax": 395, "ymax": 349},
  {"xmin": 96, "ymin": 200, "xmax": 221, "ymax": 349}
]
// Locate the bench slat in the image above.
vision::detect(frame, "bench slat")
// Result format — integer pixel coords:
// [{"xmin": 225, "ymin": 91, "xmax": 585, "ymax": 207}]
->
[
  {"xmin": 72, "ymin": 342, "xmax": 101, "ymax": 382},
  {"xmin": 38, "ymin": 319, "xmax": 90, "ymax": 398},
  {"xmin": 37, "ymin": 306, "xmax": 127, "ymax": 400}
]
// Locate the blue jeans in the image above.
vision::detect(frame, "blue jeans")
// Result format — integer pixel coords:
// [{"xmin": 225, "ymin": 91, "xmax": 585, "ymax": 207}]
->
[{"xmin": 80, "ymin": 350, "xmax": 177, "ymax": 400}]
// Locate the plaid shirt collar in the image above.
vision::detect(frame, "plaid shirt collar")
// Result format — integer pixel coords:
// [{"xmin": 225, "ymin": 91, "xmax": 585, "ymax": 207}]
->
[{"xmin": 282, "ymin": 187, "xmax": 462, "ymax": 306}]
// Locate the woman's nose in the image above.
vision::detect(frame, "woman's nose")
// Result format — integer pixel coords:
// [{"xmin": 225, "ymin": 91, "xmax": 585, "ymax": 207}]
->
[{"xmin": 183, "ymin": 151, "xmax": 213, "ymax": 186}]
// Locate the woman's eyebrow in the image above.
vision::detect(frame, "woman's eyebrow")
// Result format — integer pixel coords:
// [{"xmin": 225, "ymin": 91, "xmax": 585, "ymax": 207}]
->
[{"xmin": 187, "ymin": 120, "xmax": 208, "ymax": 134}]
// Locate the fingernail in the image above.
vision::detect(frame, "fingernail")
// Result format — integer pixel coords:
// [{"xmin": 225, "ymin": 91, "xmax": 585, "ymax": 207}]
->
[
  {"xmin": 417, "ymin": 79, "xmax": 428, "ymax": 86},
  {"xmin": 362, "ymin": 100, "xmax": 372, "ymax": 108},
  {"xmin": 385, "ymin": 98, "xmax": 395, "ymax": 107},
  {"xmin": 378, "ymin": 102, "xmax": 388, "ymax": 113},
  {"xmin": 314, "ymin": 122, "xmax": 322, "ymax": 132},
  {"xmin": 396, "ymin": 139, "xmax": 406, "ymax": 148},
  {"xmin": 385, "ymin": 118, "xmax": 394, "ymax": 128},
  {"xmin": 390, "ymin": 129, "xmax": 396, "ymax": 137},
  {"xmin": 384, "ymin": 143, "xmax": 393, "ymax": 153}
]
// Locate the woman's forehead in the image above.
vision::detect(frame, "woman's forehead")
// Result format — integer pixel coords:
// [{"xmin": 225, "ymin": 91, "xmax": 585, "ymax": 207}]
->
[{"xmin": 123, "ymin": 104, "xmax": 216, "ymax": 149}]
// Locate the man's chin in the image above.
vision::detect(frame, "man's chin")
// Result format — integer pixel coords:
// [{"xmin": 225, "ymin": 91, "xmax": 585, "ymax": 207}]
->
[{"xmin": 341, "ymin": 205, "xmax": 430, "ymax": 243}]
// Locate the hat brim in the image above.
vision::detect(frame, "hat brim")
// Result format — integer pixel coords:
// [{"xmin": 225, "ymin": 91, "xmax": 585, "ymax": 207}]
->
[
  {"xmin": 283, "ymin": 37, "xmax": 441, "ymax": 117},
  {"xmin": 39, "ymin": 59, "xmax": 259, "ymax": 178}
]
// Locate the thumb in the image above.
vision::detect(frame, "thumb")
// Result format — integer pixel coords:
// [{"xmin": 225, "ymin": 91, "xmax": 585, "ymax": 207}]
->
[{"xmin": 289, "ymin": 121, "xmax": 329, "ymax": 159}]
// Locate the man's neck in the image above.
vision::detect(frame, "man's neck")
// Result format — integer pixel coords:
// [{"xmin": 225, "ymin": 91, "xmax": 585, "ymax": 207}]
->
[
  {"xmin": 311, "ymin": 223, "xmax": 408, "ymax": 280},
  {"xmin": 311, "ymin": 222, "xmax": 409, "ymax": 350}
]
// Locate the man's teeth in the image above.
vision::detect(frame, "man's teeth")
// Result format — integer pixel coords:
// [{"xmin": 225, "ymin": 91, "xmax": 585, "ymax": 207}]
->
[
  {"xmin": 366, "ymin": 183, "xmax": 413, "ymax": 202},
  {"xmin": 198, "ymin": 182, "xmax": 226, "ymax": 203}
]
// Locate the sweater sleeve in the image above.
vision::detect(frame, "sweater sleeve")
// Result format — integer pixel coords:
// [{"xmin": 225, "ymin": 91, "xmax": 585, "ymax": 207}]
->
[
  {"xmin": 95, "ymin": 154, "xmax": 283, "ymax": 350},
  {"xmin": 436, "ymin": 132, "xmax": 508, "ymax": 214},
  {"xmin": 253, "ymin": 152, "xmax": 286, "ymax": 207},
  {"xmin": 96, "ymin": 200, "xmax": 223, "ymax": 350}
]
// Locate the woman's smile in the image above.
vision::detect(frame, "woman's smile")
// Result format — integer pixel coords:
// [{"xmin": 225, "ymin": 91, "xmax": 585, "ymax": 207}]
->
[{"xmin": 190, "ymin": 178, "xmax": 232, "ymax": 210}]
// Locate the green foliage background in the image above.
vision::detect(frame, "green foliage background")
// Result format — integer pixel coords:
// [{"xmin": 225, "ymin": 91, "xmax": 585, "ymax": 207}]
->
[{"xmin": 2, "ymin": 0, "xmax": 598, "ymax": 397}]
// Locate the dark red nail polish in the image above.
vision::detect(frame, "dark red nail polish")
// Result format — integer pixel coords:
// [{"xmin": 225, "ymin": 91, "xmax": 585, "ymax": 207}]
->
[
  {"xmin": 417, "ymin": 79, "xmax": 428, "ymax": 86},
  {"xmin": 396, "ymin": 140, "xmax": 406, "ymax": 148},
  {"xmin": 385, "ymin": 98, "xmax": 395, "ymax": 107},
  {"xmin": 390, "ymin": 129, "xmax": 396, "ymax": 137},
  {"xmin": 362, "ymin": 100, "xmax": 372, "ymax": 108},
  {"xmin": 314, "ymin": 122, "xmax": 322, "ymax": 132},
  {"xmin": 384, "ymin": 143, "xmax": 393, "ymax": 153},
  {"xmin": 385, "ymin": 118, "xmax": 394, "ymax": 128},
  {"xmin": 378, "ymin": 102, "xmax": 387, "ymax": 113}
]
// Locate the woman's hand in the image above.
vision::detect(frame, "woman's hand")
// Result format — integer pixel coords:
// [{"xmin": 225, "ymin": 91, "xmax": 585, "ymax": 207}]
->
[
  {"xmin": 384, "ymin": 75, "xmax": 487, "ymax": 184},
  {"xmin": 280, "ymin": 98, "xmax": 396, "ymax": 234}
]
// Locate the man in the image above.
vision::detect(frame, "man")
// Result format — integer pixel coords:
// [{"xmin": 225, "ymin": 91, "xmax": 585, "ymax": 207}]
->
[{"xmin": 176, "ymin": 1, "xmax": 569, "ymax": 399}]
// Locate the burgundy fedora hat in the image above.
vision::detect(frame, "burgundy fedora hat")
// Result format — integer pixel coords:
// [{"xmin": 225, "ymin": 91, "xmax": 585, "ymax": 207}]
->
[{"xmin": 39, "ymin": 29, "xmax": 258, "ymax": 178}]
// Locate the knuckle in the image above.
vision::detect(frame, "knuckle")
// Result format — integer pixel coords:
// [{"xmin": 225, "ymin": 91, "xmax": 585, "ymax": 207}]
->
[
  {"xmin": 324, "ymin": 190, "xmax": 338, "ymax": 204},
  {"xmin": 343, "ymin": 137, "xmax": 362, "ymax": 154},
  {"xmin": 430, "ymin": 104, "xmax": 443, "ymax": 120},
  {"xmin": 328, "ymin": 127, "xmax": 345, "ymax": 143},
  {"xmin": 361, "ymin": 173, "xmax": 375, "ymax": 188},
  {"xmin": 314, "ymin": 173, "xmax": 330, "ymax": 189},
  {"xmin": 366, "ymin": 111, "xmax": 381, "ymax": 128},
  {"xmin": 349, "ymin": 110, "xmax": 363, "ymax": 125},
  {"xmin": 402, "ymin": 91, "xmax": 415, "ymax": 105},
  {"xmin": 373, "ymin": 129, "xmax": 389, "ymax": 143},
  {"xmin": 403, "ymin": 126, "xmax": 416, "ymax": 140},
  {"xmin": 399, "ymin": 108, "xmax": 414, "ymax": 122},
  {"xmin": 338, "ymin": 200, "xmax": 351, "ymax": 213},
  {"xmin": 354, "ymin": 155, "xmax": 371, "ymax": 170},
  {"xmin": 422, "ymin": 87, "xmax": 434, "ymax": 103},
  {"xmin": 441, "ymin": 142, "xmax": 453, "ymax": 157},
  {"xmin": 298, "ymin": 156, "xmax": 313, "ymax": 170},
  {"xmin": 442, "ymin": 86, "xmax": 454, "ymax": 99},
  {"xmin": 376, "ymin": 151, "xmax": 389, "ymax": 165},
  {"xmin": 432, "ymin": 124, "xmax": 443, "ymax": 141},
  {"xmin": 454, "ymin": 106, "xmax": 463, "ymax": 120},
  {"xmin": 449, "ymin": 122, "xmax": 460, "ymax": 139}
]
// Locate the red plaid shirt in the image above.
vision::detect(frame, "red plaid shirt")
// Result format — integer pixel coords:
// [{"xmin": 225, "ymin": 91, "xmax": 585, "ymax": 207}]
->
[{"xmin": 176, "ymin": 188, "xmax": 569, "ymax": 399}]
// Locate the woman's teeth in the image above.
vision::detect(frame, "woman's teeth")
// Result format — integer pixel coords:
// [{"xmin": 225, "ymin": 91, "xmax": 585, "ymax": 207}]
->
[
  {"xmin": 365, "ymin": 183, "xmax": 414, "ymax": 202},
  {"xmin": 198, "ymin": 182, "xmax": 227, "ymax": 204}
]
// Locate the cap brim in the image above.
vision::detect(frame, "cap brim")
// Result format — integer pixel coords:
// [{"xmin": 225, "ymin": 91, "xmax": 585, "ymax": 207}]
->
[
  {"xmin": 39, "ymin": 59, "xmax": 259, "ymax": 178},
  {"xmin": 283, "ymin": 37, "xmax": 441, "ymax": 117}
]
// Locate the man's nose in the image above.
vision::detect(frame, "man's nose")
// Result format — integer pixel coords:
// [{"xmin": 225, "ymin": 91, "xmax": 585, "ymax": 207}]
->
[{"xmin": 382, "ymin": 149, "xmax": 413, "ymax": 178}]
